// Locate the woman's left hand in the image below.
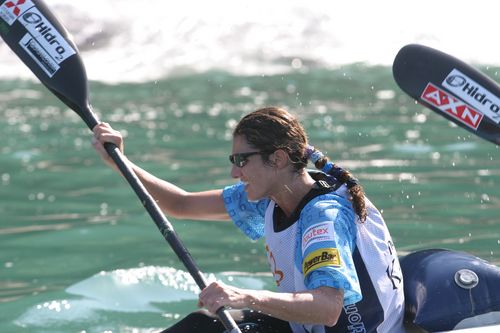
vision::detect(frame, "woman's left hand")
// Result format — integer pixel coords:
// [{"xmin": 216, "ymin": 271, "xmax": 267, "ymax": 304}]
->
[{"xmin": 198, "ymin": 281, "xmax": 249, "ymax": 313}]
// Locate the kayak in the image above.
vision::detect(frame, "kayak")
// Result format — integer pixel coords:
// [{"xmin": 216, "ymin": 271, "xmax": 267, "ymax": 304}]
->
[{"xmin": 401, "ymin": 249, "xmax": 500, "ymax": 332}]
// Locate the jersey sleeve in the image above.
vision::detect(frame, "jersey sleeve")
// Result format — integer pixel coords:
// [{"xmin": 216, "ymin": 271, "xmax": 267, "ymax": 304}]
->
[
  {"xmin": 299, "ymin": 194, "xmax": 362, "ymax": 306},
  {"xmin": 222, "ymin": 182, "xmax": 269, "ymax": 240}
]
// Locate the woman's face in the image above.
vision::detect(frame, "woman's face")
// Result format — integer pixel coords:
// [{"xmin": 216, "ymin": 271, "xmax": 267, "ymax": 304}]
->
[{"xmin": 230, "ymin": 135, "xmax": 276, "ymax": 201}]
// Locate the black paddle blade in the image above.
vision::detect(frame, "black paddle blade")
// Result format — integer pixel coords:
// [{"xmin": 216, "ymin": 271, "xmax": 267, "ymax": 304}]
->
[
  {"xmin": 393, "ymin": 44, "xmax": 500, "ymax": 145},
  {"xmin": 0, "ymin": 0, "xmax": 98, "ymax": 129}
]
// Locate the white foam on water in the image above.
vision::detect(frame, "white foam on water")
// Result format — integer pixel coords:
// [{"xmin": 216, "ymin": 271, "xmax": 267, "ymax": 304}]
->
[
  {"xmin": 0, "ymin": 0, "xmax": 498, "ymax": 83},
  {"xmin": 15, "ymin": 266, "xmax": 272, "ymax": 328}
]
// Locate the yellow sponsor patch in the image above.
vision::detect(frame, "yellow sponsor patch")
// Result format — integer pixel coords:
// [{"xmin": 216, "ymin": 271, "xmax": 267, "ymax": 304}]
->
[{"xmin": 302, "ymin": 248, "xmax": 341, "ymax": 276}]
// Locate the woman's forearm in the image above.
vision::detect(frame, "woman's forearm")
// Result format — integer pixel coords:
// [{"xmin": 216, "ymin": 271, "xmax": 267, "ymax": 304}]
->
[
  {"xmin": 246, "ymin": 286, "xmax": 343, "ymax": 327},
  {"xmin": 123, "ymin": 160, "xmax": 229, "ymax": 221},
  {"xmin": 199, "ymin": 282, "xmax": 344, "ymax": 327}
]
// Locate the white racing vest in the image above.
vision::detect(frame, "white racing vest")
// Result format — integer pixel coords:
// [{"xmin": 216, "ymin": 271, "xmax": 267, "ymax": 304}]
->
[{"xmin": 263, "ymin": 185, "xmax": 405, "ymax": 333}]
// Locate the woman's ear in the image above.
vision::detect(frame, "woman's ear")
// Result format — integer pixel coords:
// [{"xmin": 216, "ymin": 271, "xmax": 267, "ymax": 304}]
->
[{"xmin": 270, "ymin": 149, "xmax": 289, "ymax": 169}]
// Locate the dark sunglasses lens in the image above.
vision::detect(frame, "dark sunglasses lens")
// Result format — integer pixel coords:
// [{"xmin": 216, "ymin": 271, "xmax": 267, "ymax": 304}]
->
[
  {"xmin": 235, "ymin": 154, "xmax": 244, "ymax": 167},
  {"xmin": 229, "ymin": 155, "xmax": 236, "ymax": 165},
  {"xmin": 230, "ymin": 152, "xmax": 262, "ymax": 167},
  {"xmin": 229, "ymin": 153, "xmax": 247, "ymax": 167}
]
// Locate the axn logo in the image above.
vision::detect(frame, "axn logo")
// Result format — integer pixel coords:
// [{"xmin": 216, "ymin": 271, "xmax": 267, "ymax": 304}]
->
[{"xmin": 421, "ymin": 83, "xmax": 483, "ymax": 130}]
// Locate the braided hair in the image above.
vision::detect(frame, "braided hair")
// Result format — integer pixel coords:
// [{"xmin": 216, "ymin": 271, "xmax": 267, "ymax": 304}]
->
[{"xmin": 306, "ymin": 145, "xmax": 367, "ymax": 222}]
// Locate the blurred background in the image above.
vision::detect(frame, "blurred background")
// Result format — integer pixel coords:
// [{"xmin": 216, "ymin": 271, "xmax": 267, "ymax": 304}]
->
[{"xmin": 0, "ymin": 0, "xmax": 499, "ymax": 332}]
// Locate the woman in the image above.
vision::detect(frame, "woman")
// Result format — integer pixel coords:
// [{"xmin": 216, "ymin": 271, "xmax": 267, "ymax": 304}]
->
[{"xmin": 92, "ymin": 107, "xmax": 405, "ymax": 333}]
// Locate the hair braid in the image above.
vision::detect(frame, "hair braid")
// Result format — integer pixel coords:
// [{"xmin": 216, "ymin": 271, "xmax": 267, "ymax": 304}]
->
[{"xmin": 306, "ymin": 145, "xmax": 367, "ymax": 222}]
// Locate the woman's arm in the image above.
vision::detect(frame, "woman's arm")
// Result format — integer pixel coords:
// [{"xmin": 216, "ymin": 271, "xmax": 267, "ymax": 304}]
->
[
  {"xmin": 199, "ymin": 281, "xmax": 344, "ymax": 327},
  {"xmin": 126, "ymin": 162, "xmax": 229, "ymax": 220},
  {"xmin": 92, "ymin": 122, "xmax": 230, "ymax": 221}
]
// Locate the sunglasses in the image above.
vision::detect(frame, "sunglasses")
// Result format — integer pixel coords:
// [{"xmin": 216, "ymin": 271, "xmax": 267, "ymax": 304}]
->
[{"xmin": 229, "ymin": 151, "xmax": 264, "ymax": 167}]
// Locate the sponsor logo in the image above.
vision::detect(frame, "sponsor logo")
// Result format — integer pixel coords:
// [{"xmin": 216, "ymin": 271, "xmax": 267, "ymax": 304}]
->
[
  {"xmin": 344, "ymin": 303, "xmax": 366, "ymax": 333},
  {"xmin": 265, "ymin": 245, "xmax": 284, "ymax": 287},
  {"xmin": 443, "ymin": 68, "xmax": 500, "ymax": 124},
  {"xmin": 19, "ymin": 33, "xmax": 59, "ymax": 77},
  {"xmin": 21, "ymin": 10, "xmax": 40, "ymax": 24},
  {"xmin": 5, "ymin": 0, "xmax": 25, "ymax": 16},
  {"xmin": 302, "ymin": 248, "xmax": 341, "ymax": 276},
  {"xmin": 19, "ymin": 6, "xmax": 75, "ymax": 63},
  {"xmin": 386, "ymin": 240, "xmax": 403, "ymax": 290},
  {"xmin": 302, "ymin": 222, "xmax": 335, "ymax": 253},
  {"xmin": 421, "ymin": 83, "xmax": 483, "ymax": 130},
  {"xmin": 446, "ymin": 75, "xmax": 466, "ymax": 87},
  {"xmin": 0, "ymin": 0, "xmax": 34, "ymax": 25}
]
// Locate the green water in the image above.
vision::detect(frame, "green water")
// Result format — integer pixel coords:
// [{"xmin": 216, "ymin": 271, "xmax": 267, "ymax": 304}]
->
[{"xmin": 1, "ymin": 66, "xmax": 499, "ymax": 332}]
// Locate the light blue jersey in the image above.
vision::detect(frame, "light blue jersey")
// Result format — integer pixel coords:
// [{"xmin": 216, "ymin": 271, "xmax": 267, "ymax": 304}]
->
[{"xmin": 222, "ymin": 180, "xmax": 405, "ymax": 333}]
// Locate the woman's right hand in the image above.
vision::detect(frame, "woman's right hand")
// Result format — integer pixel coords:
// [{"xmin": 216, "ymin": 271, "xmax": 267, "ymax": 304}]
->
[{"xmin": 92, "ymin": 122, "xmax": 125, "ymax": 170}]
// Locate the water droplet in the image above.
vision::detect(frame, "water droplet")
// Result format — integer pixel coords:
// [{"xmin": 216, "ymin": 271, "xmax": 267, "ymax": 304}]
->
[{"xmin": 291, "ymin": 58, "xmax": 302, "ymax": 69}]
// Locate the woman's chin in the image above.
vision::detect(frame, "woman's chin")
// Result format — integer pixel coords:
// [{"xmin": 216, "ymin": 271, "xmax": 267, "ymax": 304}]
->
[{"xmin": 244, "ymin": 187, "xmax": 258, "ymax": 201}]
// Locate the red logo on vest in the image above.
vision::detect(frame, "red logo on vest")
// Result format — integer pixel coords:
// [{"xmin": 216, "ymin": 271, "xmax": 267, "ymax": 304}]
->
[
  {"xmin": 421, "ymin": 83, "xmax": 484, "ymax": 130},
  {"xmin": 5, "ymin": 0, "xmax": 26, "ymax": 16},
  {"xmin": 265, "ymin": 245, "xmax": 284, "ymax": 287}
]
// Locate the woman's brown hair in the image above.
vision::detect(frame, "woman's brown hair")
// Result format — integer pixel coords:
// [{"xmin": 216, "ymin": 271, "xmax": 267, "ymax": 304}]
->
[
  {"xmin": 234, "ymin": 107, "xmax": 367, "ymax": 222},
  {"xmin": 233, "ymin": 107, "xmax": 308, "ymax": 171}
]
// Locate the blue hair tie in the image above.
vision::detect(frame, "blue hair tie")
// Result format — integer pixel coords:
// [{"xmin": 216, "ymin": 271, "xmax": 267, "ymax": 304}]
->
[
  {"xmin": 322, "ymin": 162, "xmax": 334, "ymax": 173},
  {"xmin": 308, "ymin": 146, "xmax": 358, "ymax": 188},
  {"xmin": 325, "ymin": 164, "xmax": 359, "ymax": 188},
  {"xmin": 328, "ymin": 164, "xmax": 343, "ymax": 179},
  {"xmin": 305, "ymin": 145, "xmax": 315, "ymax": 158},
  {"xmin": 306, "ymin": 145, "xmax": 324, "ymax": 164},
  {"xmin": 310, "ymin": 150, "xmax": 324, "ymax": 164}
]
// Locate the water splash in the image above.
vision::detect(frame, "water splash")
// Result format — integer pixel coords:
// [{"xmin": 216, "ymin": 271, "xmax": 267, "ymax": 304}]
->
[{"xmin": 15, "ymin": 266, "xmax": 272, "ymax": 329}]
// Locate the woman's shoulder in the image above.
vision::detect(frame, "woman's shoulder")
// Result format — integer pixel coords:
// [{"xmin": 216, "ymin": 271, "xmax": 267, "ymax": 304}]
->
[
  {"xmin": 300, "ymin": 189, "xmax": 356, "ymax": 226},
  {"xmin": 306, "ymin": 189, "xmax": 353, "ymax": 210}
]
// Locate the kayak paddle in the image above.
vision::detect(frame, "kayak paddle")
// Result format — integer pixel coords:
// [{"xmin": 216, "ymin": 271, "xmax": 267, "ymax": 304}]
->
[
  {"xmin": 393, "ymin": 44, "xmax": 500, "ymax": 145},
  {"xmin": 0, "ymin": 1, "xmax": 241, "ymax": 332}
]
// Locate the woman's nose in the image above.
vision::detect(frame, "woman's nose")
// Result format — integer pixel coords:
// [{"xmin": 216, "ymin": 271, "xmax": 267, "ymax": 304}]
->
[{"xmin": 230, "ymin": 164, "xmax": 241, "ymax": 179}]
